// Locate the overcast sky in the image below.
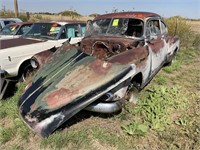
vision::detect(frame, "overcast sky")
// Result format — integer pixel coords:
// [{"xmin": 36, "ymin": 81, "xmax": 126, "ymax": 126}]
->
[{"xmin": 0, "ymin": 0, "xmax": 199, "ymax": 19}]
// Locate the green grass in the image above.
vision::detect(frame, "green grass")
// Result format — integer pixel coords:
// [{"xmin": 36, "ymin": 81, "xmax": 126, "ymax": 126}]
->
[
  {"xmin": 0, "ymin": 47, "xmax": 199, "ymax": 149},
  {"xmin": 40, "ymin": 129, "xmax": 90, "ymax": 149}
]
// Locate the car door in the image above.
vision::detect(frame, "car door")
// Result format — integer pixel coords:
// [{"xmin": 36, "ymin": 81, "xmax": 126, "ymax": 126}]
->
[{"xmin": 146, "ymin": 18, "xmax": 167, "ymax": 75}]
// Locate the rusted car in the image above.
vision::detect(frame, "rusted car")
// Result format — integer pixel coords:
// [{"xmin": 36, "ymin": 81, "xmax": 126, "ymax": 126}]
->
[
  {"xmin": 18, "ymin": 12, "xmax": 180, "ymax": 137},
  {"xmin": 0, "ymin": 22, "xmax": 33, "ymax": 40},
  {"xmin": 0, "ymin": 20, "xmax": 86, "ymax": 99}
]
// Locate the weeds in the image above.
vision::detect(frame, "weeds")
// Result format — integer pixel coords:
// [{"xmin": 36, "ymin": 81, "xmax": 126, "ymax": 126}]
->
[
  {"xmin": 40, "ymin": 129, "xmax": 90, "ymax": 149},
  {"xmin": 122, "ymin": 86, "xmax": 188, "ymax": 134},
  {"xmin": 121, "ymin": 120, "xmax": 148, "ymax": 136},
  {"xmin": 90, "ymin": 126, "xmax": 126, "ymax": 149},
  {"xmin": 0, "ymin": 127, "xmax": 15, "ymax": 143},
  {"xmin": 166, "ymin": 16, "xmax": 193, "ymax": 48}
]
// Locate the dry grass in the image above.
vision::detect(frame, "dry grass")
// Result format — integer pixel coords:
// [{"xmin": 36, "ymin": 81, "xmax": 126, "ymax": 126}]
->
[
  {"xmin": 29, "ymin": 14, "xmax": 94, "ymax": 22},
  {"xmin": 187, "ymin": 20, "xmax": 200, "ymax": 34}
]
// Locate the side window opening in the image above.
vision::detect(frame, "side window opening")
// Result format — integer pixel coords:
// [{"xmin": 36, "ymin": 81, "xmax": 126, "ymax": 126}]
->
[
  {"xmin": 17, "ymin": 25, "xmax": 32, "ymax": 35},
  {"xmin": 66, "ymin": 24, "xmax": 80, "ymax": 38},
  {"xmin": 59, "ymin": 28, "xmax": 67, "ymax": 39},
  {"xmin": 148, "ymin": 20, "xmax": 161, "ymax": 36},
  {"xmin": 66, "ymin": 24, "xmax": 85, "ymax": 38},
  {"xmin": 81, "ymin": 24, "xmax": 86, "ymax": 36},
  {"xmin": 124, "ymin": 19, "xmax": 143, "ymax": 37},
  {"xmin": 161, "ymin": 21, "xmax": 168, "ymax": 34}
]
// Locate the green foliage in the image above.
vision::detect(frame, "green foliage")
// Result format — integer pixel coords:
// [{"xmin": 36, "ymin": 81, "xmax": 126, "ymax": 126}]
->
[
  {"xmin": 166, "ymin": 16, "xmax": 193, "ymax": 47},
  {"xmin": 91, "ymin": 126, "xmax": 126, "ymax": 149},
  {"xmin": 163, "ymin": 60, "xmax": 181, "ymax": 73},
  {"xmin": 0, "ymin": 9, "xmax": 15, "ymax": 18},
  {"xmin": 59, "ymin": 10, "xmax": 81, "ymax": 19},
  {"xmin": 154, "ymin": 73, "xmax": 167, "ymax": 85},
  {"xmin": 0, "ymin": 127, "xmax": 15, "ymax": 143},
  {"xmin": 192, "ymin": 34, "xmax": 200, "ymax": 49},
  {"xmin": 121, "ymin": 120, "xmax": 148, "ymax": 136},
  {"xmin": 29, "ymin": 14, "xmax": 51, "ymax": 22},
  {"xmin": 175, "ymin": 114, "xmax": 193, "ymax": 127},
  {"xmin": 0, "ymin": 9, "xmax": 29, "ymax": 22},
  {"xmin": 0, "ymin": 83, "xmax": 25, "ymax": 119},
  {"xmin": 89, "ymin": 13, "xmax": 100, "ymax": 17},
  {"xmin": 40, "ymin": 129, "xmax": 89, "ymax": 149},
  {"xmin": 127, "ymin": 86, "xmax": 188, "ymax": 133}
]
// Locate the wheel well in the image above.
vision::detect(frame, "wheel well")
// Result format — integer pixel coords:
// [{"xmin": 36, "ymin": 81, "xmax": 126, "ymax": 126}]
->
[
  {"xmin": 17, "ymin": 59, "xmax": 32, "ymax": 78},
  {"xmin": 131, "ymin": 72, "xmax": 143, "ymax": 88},
  {"xmin": 174, "ymin": 47, "xmax": 179, "ymax": 53}
]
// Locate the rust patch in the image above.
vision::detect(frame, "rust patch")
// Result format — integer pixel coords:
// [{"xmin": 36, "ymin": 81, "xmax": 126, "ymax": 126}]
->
[
  {"xmin": 33, "ymin": 50, "xmax": 54, "ymax": 68},
  {"xmin": 0, "ymin": 38, "xmax": 44, "ymax": 50},
  {"xmin": 95, "ymin": 12, "xmax": 160, "ymax": 20},
  {"xmin": 108, "ymin": 47, "xmax": 148, "ymax": 65},
  {"xmin": 168, "ymin": 35, "xmax": 179, "ymax": 46},
  {"xmin": 90, "ymin": 59, "xmax": 112, "ymax": 75},
  {"xmin": 148, "ymin": 38, "xmax": 164, "ymax": 53},
  {"xmin": 44, "ymin": 88, "xmax": 79, "ymax": 109}
]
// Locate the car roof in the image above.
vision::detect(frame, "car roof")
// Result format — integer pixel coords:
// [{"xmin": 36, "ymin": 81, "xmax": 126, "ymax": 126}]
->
[
  {"xmin": 94, "ymin": 11, "xmax": 161, "ymax": 20},
  {"xmin": 34, "ymin": 20, "xmax": 86, "ymax": 26},
  {"xmin": 8, "ymin": 22, "xmax": 33, "ymax": 26}
]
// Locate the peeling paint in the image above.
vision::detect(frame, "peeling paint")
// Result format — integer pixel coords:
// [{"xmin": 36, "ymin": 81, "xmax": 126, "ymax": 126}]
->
[{"xmin": 18, "ymin": 11, "xmax": 180, "ymax": 137}]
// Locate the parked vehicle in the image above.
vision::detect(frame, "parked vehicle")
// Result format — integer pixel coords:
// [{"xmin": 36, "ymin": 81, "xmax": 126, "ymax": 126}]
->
[
  {"xmin": 18, "ymin": 12, "xmax": 180, "ymax": 137},
  {"xmin": 0, "ymin": 20, "xmax": 86, "ymax": 99},
  {"xmin": 0, "ymin": 22, "xmax": 33, "ymax": 39},
  {"xmin": 0, "ymin": 18, "xmax": 22, "ymax": 31}
]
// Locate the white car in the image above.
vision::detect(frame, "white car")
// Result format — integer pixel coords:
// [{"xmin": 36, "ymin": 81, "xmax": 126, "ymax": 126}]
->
[{"xmin": 0, "ymin": 21, "xmax": 86, "ymax": 99}]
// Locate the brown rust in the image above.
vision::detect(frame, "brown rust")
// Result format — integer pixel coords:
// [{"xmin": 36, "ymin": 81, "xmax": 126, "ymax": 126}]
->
[
  {"xmin": 168, "ymin": 35, "xmax": 179, "ymax": 46},
  {"xmin": 89, "ymin": 59, "xmax": 112, "ymax": 75},
  {"xmin": 33, "ymin": 50, "xmax": 54, "ymax": 67},
  {"xmin": 0, "ymin": 38, "xmax": 44, "ymax": 50},
  {"xmin": 33, "ymin": 43, "xmax": 75, "ymax": 68},
  {"xmin": 81, "ymin": 36, "xmax": 141, "ymax": 60},
  {"xmin": 108, "ymin": 47, "xmax": 148, "ymax": 65},
  {"xmin": 148, "ymin": 38, "xmax": 164, "ymax": 53},
  {"xmin": 95, "ymin": 12, "xmax": 160, "ymax": 20},
  {"xmin": 44, "ymin": 88, "xmax": 79, "ymax": 109}
]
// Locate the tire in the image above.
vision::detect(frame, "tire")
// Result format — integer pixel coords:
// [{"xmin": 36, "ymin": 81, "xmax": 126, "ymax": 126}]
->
[
  {"xmin": 127, "ymin": 86, "xmax": 139, "ymax": 104},
  {"xmin": 18, "ymin": 65, "xmax": 34, "ymax": 82},
  {"xmin": 165, "ymin": 51, "xmax": 177, "ymax": 66}
]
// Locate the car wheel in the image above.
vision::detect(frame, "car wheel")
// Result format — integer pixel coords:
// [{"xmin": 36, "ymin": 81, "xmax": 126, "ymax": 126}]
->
[
  {"xmin": 166, "ymin": 51, "xmax": 177, "ymax": 66},
  {"xmin": 127, "ymin": 86, "xmax": 139, "ymax": 104},
  {"xmin": 18, "ymin": 65, "xmax": 35, "ymax": 82}
]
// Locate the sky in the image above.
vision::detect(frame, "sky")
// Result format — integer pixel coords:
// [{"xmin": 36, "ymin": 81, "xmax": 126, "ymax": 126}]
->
[{"xmin": 0, "ymin": 0, "xmax": 199, "ymax": 19}]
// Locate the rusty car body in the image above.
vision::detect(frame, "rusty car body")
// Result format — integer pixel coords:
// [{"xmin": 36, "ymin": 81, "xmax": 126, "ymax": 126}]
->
[
  {"xmin": 0, "ymin": 20, "xmax": 86, "ymax": 99},
  {"xmin": 0, "ymin": 22, "xmax": 33, "ymax": 40},
  {"xmin": 18, "ymin": 12, "xmax": 180, "ymax": 137}
]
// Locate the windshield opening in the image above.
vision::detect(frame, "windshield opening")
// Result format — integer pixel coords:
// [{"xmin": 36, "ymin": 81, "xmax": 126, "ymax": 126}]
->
[
  {"xmin": 86, "ymin": 18, "xmax": 144, "ymax": 38},
  {"xmin": 24, "ymin": 23, "xmax": 62, "ymax": 40},
  {"xmin": 0, "ymin": 24, "xmax": 19, "ymax": 35}
]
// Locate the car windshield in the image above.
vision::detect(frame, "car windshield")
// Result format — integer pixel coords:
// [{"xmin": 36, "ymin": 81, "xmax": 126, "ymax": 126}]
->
[
  {"xmin": 24, "ymin": 23, "xmax": 62, "ymax": 40},
  {"xmin": 86, "ymin": 18, "xmax": 144, "ymax": 38},
  {"xmin": 0, "ymin": 24, "xmax": 20, "ymax": 35}
]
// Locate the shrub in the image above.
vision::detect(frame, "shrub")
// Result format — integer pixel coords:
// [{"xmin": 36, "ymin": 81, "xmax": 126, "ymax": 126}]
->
[
  {"xmin": 166, "ymin": 16, "xmax": 193, "ymax": 48},
  {"xmin": 192, "ymin": 34, "xmax": 200, "ymax": 49},
  {"xmin": 0, "ymin": 9, "xmax": 29, "ymax": 22}
]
